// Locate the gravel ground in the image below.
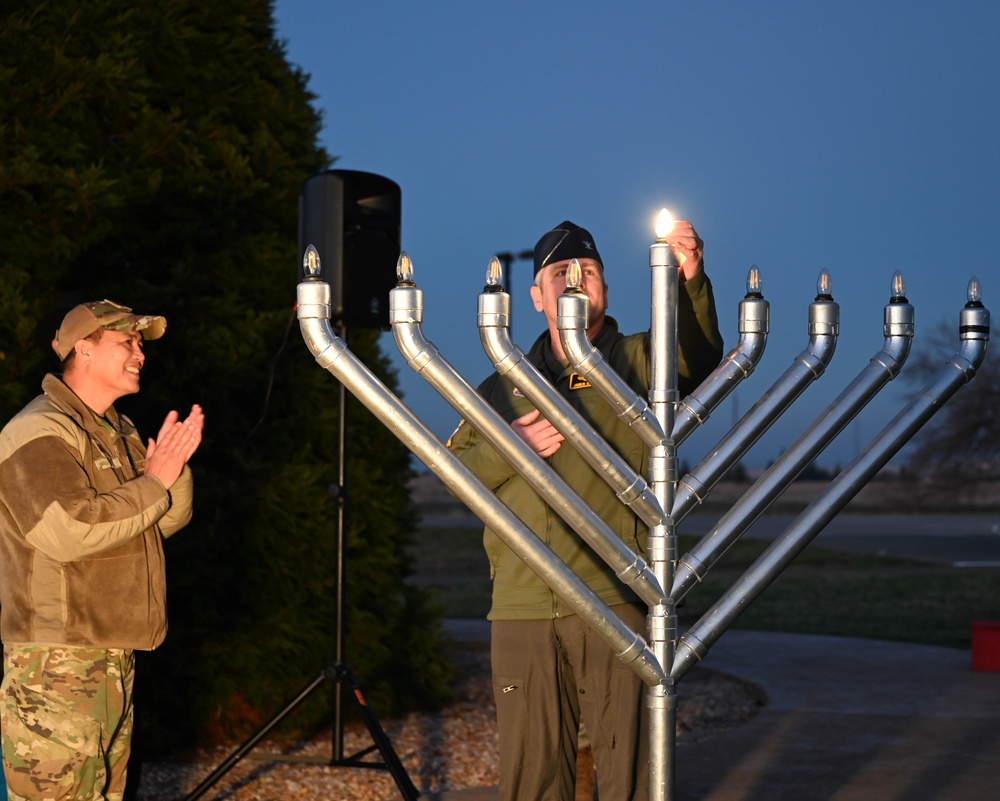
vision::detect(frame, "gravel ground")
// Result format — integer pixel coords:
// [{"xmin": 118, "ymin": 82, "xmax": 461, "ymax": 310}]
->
[{"xmin": 134, "ymin": 642, "xmax": 764, "ymax": 800}]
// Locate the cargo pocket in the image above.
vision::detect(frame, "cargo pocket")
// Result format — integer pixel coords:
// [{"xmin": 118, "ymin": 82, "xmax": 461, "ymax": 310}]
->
[
  {"xmin": 492, "ymin": 673, "xmax": 530, "ymax": 772},
  {"xmin": 493, "ymin": 675, "xmax": 525, "ymax": 707},
  {"xmin": 3, "ymin": 676, "xmax": 102, "ymax": 758}
]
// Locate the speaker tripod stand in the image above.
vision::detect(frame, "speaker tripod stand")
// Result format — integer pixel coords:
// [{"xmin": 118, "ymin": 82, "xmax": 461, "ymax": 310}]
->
[
  {"xmin": 181, "ymin": 356, "xmax": 417, "ymax": 801},
  {"xmin": 180, "ymin": 659, "xmax": 418, "ymax": 801}
]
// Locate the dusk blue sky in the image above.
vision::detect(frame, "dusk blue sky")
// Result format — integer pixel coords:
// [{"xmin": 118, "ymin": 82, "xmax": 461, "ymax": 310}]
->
[{"xmin": 274, "ymin": 1, "xmax": 998, "ymax": 469}]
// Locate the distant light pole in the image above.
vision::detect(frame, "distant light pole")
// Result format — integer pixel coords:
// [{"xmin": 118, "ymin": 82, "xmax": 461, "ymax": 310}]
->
[{"xmin": 495, "ymin": 249, "xmax": 533, "ymax": 336}]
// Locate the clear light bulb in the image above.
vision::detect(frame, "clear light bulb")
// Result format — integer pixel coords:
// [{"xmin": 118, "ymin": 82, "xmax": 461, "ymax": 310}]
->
[
  {"xmin": 655, "ymin": 208, "xmax": 674, "ymax": 240},
  {"xmin": 891, "ymin": 270, "xmax": 907, "ymax": 300},
  {"xmin": 816, "ymin": 269, "xmax": 832, "ymax": 297},
  {"xmin": 566, "ymin": 258, "xmax": 582, "ymax": 289},
  {"xmin": 303, "ymin": 244, "xmax": 321, "ymax": 276},
  {"xmin": 396, "ymin": 251, "xmax": 414, "ymax": 283},
  {"xmin": 486, "ymin": 256, "xmax": 503, "ymax": 287},
  {"xmin": 967, "ymin": 275, "xmax": 983, "ymax": 304},
  {"xmin": 746, "ymin": 264, "xmax": 762, "ymax": 295}
]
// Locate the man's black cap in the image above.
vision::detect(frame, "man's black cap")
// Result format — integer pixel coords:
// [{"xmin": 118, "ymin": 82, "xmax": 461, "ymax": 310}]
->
[{"xmin": 533, "ymin": 221, "xmax": 603, "ymax": 278}]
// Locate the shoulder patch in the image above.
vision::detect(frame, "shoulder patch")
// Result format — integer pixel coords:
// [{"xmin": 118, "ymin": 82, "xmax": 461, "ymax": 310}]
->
[{"xmin": 568, "ymin": 372, "xmax": 592, "ymax": 390}]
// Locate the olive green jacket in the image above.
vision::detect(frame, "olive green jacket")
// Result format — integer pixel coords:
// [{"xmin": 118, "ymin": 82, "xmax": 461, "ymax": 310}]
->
[
  {"xmin": 0, "ymin": 374, "xmax": 193, "ymax": 649},
  {"xmin": 448, "ymin": 270, "xmax": 723, "ymax": 619}
]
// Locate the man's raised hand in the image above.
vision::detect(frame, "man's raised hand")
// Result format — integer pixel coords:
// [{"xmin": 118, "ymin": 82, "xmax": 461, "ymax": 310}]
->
[{"xmin": 145, "ymin": 404, "xmax": 205, "ymax": 489}]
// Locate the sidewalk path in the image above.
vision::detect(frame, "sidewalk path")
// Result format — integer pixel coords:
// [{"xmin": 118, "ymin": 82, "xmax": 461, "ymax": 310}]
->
[
  {"xmin": 676, "ymin": 630, "xmax": 999, "ymax": 801},
  {"xmin": 433, "ymin": 626, "xmax": 1000, "ymax": 801}
]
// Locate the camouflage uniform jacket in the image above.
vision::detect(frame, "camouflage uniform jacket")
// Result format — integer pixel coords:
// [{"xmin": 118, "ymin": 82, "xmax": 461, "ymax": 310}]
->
[
  {"xmin": 0, "ymin": 374, "xmax": 193, "ymax": 650},
  {"xmin": 448, "ymin": 270, "xmax": 723, "ymax": 620}
]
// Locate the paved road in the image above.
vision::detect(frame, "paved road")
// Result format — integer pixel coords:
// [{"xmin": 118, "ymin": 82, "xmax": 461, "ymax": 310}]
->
[
  {"xmin": 680, "ymin": 511, "xmax": 1000, "ymax": 566},
  {"xmin": 673, "ymin": 630, "xmax": 1000, "ymax": 801},
  {"xmin": 422, "ymin": 505, "xmax": 1000, "ymax": 568}
]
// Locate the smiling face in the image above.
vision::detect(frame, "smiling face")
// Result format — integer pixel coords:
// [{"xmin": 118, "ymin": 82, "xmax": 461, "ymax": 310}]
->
[{"xmin": 69, "ymin": 329, "xmax": 147, "ymax": 412}]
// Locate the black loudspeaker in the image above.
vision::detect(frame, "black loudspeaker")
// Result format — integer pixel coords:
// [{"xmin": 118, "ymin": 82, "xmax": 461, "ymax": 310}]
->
[{"xmin": 298, "ymin": 170, "xmax": 401, "ymax": 330}]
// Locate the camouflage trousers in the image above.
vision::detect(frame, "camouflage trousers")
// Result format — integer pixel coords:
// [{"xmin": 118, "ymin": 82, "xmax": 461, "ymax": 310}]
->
[{"xmin": 1, "ymin": 646, "xmax": 135, "ymax": 801}]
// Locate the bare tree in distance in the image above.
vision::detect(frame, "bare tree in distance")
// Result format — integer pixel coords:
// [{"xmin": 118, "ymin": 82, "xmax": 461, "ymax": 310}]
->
[{"xmin": 900, "ymin": 315, "xmax": 998, "ymax": 500}]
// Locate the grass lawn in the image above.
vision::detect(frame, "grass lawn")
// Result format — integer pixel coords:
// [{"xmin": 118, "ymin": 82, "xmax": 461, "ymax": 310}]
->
[{"xmin": 407, "ymin": 525, "xmax": 999, "ymax": 651}]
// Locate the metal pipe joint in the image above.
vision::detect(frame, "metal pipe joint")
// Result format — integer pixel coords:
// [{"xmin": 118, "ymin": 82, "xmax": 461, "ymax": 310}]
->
[{"xmin": 557, "ymin": 290, "xmax": 666, "ymax": 448}]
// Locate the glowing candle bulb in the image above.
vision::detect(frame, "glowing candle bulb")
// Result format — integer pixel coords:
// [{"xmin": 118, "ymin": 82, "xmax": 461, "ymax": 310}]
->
[
  {"xmin": 654, "ymin": 208, "xmax": 675, "ymax": 241},
  {"xmin": 486, "ymin": 256, "xmax": 503, "ymax": 287},
  {"xmin": 396, "ymin": 251, "xmax": 414, "ymax": 283},
  {"xmin": 816, "ymin": 268, "xmax": 833, "ymax": 298},
  {"xmin": 890, "ymin": 270, "xmax": 907, "ymax": 301},
  {"xmin": 967, "ymin": 275, "xmax": 983, "ymax": 304},
  {"xmin": 303, "ymin": 244, "xmax": 321, "ymax": 276},
  {"xmin": 566, "ymin": 258, "xmax": 582, "ymax": 289},
  {"xmin": 746, "ymin": 264, "xmax": 762, "ymax": 296}
]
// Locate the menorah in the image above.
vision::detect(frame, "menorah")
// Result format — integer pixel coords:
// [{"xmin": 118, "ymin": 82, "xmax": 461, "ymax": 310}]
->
[{"xmin": 293, "ymin": 213, "xmax": 989, "ymax": 801}]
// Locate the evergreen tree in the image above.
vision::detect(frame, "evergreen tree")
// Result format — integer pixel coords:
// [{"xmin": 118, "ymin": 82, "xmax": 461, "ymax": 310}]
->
[{"xmin": 0, "ymin": 0, "xmax": 452, "ymax": 751}]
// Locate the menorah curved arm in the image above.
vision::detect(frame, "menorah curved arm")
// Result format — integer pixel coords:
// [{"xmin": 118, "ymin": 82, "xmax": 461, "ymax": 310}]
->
[
  {"xmin": 672, "ymin": 291, "xmax": 770, "ymax": 445},
  {"xmin": 297, "ymin": 276, "xmax": 666, "ymax": 686},
  {"xmin": 557, "ymin": 289, "xmax": 666, "ymax": 449},
  {"xmin": 478, "ymin": 286, "xmax": 665, "ymax": 528},
  {"xmin": 390, "ymin": 281, "xmax": 665, "ymax": 607},
  {"xmin": 673, "ymin": 296, "xmax": 840, "ymax": 520},
  {"xmin": 672, "ymin": 294, "xmax": 915, "ymax": 602},
  {"xmin": 671, "ymin": 300, "xmax": 989, "ymax": 680}
]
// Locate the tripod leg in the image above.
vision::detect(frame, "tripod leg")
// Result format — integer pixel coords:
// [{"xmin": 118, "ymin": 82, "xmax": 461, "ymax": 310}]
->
[
  {"xmin": 332, "ymin": 664, "xmax": 419, "ymax": 801},
  {"xmin": 180, "ymin": 670, "xmax": 328, "ymax": 801}
]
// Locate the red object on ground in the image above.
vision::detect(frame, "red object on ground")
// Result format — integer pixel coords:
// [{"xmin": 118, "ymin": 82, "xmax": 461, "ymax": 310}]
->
[{"xmin": 971, "ymin": 621, "xmax": 1000, "ymax": 672}]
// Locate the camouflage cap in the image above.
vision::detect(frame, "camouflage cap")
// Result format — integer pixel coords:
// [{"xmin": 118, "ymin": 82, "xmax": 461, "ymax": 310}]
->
[{"xmin": 53, "ymin": 299, "xmax": 167, "ymax": 360}]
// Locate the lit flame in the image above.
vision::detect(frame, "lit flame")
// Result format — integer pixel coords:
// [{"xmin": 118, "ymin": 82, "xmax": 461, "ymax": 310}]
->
[
  {"xmin": 566, "ymin": 258, "xmax": 582, "ymax": 289},
  {"xmin": 396, "ymin": 251, "xmax": 414, "ymax": 283},
  {"xmin": 655, "ymin": 208, "xmax": 674, "ymax": 240},
  {"xmin": 967, "ymin": 275, "xmax": 983, "ymax": 304},
  {"xmin": 816, "ymin": 269, "xmax": 832, "ymax": 297},
  {"xmin": 746, "ymin": 264, "xmax": 762, "ymax": 295},
  {"xmin": 303, "ymin": 244, "xmax": 321, "ymax": 276},
  {"xmin": 487, "ymin": 256, "xmax": 503, "ymax": 287},
  {"xmin": 890, "ymin": 270, "xmax": 906, "ymax": 300}
]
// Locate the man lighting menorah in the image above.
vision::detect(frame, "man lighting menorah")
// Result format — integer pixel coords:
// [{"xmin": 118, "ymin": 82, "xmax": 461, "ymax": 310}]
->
[{"xmin": 448, "ymin": 219, "xmax": 723, "ymax": 801}]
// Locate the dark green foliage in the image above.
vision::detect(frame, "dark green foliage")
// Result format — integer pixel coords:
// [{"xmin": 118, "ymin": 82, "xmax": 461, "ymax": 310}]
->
[{"xmin": 1, "ymin": 0, "xmax": 452, "ymax": 752}]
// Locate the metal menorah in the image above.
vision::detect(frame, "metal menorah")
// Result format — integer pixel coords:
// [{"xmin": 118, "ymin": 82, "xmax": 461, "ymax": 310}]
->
[{"xmin": 295, "ymin": 231, "xmax": 990, "ymax": 801}]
